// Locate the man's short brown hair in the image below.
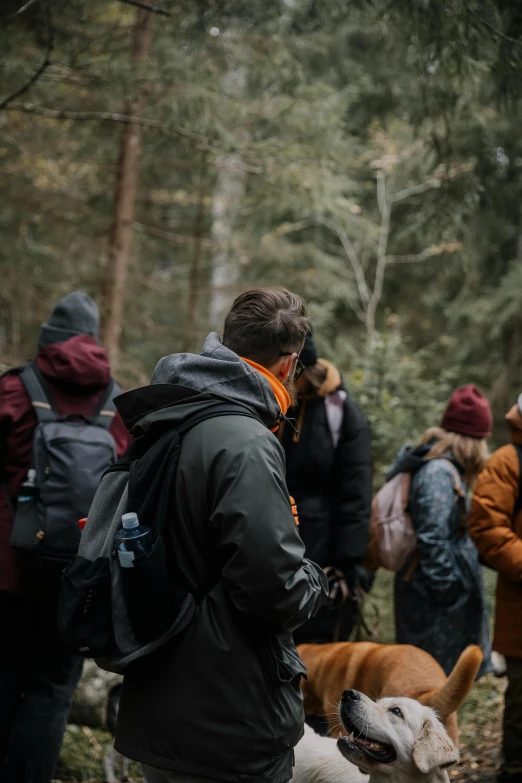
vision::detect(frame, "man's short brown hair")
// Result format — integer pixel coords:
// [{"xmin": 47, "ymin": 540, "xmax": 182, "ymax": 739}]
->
[{"xmin": 223, "ymin": 288, "xmax": 309, "ymax": 366}]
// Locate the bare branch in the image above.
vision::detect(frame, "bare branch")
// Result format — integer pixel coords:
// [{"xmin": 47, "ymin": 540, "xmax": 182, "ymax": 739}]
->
[
  {"xmin": 376, "ymin": 170, "xmax": 387, "ymax": 219},
  {"xmin": 314, "ymin": 217, "xmax": 370, "ymax": 304},
  {"xmin": 262, "ymin": 216, "xmax": 369, "ymax": 305},
  {"xmin": 12, "ymin": 0, "xmax": 39, "ymax": 15},
  {"xmin": 389, "ymin": 178, "xmax": 440, "ymax": 203},
  {"xmin": 264, "ymin": 219, "xmax": 316, "ymax": 239},
  {"xmin": 384, "ymin": 249, "xmax": 438, "ymax": 265},
  {"xmin": 118, "ymin": 0, "xmax": 172, "ymax": 16},
  {"xmin": 366, "ymin": 172, "xmax": 391, "ymax": 335},
  {"xmin": 0, "ymin": 0, "xmax": 54, "ymax": 111},
  {"xmin": 385, "ymin": 242, "xmax": 463, "ymax": 264},
  {"xmin": 464, "ymin": 3, "xmax": 522, "ymax": 46}
]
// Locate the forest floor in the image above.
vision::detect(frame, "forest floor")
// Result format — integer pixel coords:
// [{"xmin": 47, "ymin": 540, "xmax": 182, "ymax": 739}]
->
[{"xmin": 54, "ymin": 569, "xmax": 503, "ymax": 782}]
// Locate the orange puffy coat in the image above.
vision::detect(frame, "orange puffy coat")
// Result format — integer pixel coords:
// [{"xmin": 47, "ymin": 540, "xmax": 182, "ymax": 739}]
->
[{"xmin": 469, "ymin": 404, "xmax": 522, "ymax": 658}]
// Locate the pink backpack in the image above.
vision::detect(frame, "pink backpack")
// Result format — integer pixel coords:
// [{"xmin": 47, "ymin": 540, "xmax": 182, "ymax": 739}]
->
[{"xmin": 367, "ymin": 459, "xmax": 463, "ymax": 573}]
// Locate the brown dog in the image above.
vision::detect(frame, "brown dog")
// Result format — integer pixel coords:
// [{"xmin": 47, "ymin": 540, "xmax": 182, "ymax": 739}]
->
[{"xmin": 298, "ymin": 642, "xmax": 483, "ymax": 743}]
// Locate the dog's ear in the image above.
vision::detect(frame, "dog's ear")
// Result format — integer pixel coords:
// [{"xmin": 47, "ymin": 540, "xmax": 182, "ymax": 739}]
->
[{"xmin": 413, "ymin": 719, "xmax": 460, "ymax": 774}]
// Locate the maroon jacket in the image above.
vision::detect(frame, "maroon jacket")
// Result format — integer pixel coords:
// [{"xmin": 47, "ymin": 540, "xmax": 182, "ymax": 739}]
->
[{"xmin": 0, "ymin": 334, "xmax": 131, "ymax": 593}]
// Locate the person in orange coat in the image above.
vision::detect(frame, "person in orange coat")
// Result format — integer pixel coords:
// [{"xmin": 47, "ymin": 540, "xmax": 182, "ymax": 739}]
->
[{"xmin": 469, "ymin": 396, "xmax": 522, "ymax": 783}]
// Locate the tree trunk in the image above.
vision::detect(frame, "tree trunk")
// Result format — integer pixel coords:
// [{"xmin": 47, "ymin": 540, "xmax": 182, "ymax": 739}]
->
[
  {"xmin": 101, "ymin": 8, "xmax": 153, "ymax": 367},
  {"xmin": 208, "ymin": 66, "xmax": 247, "ymax": 328},
  {"xmin": 208, "ymin": 156, "xmax": 246, "ymax": 328},
  {"xmin": 182, "ymin": 167, "xmax": 207, "ymax": 352}
]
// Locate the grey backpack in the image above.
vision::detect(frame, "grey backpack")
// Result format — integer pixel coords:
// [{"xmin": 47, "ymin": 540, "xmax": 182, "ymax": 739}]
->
[
  {"xmin": 367, "ymin": 458, "xmax": 464, "ymax": 572},
  {"xmin": 10, "ymin": 362, "xmax": 121, "ymax": 563}
]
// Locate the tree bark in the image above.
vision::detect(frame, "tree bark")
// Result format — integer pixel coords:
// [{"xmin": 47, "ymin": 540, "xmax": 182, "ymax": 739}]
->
[
  {"xmin": 208, "ymin": 66, "xmax": 248, "ymax": 328},
  {"xmin": 208, "ymin": 156, "xmax": 246, "ymax": 327},
  {"xmin": 101, "ymin": 8, "xmax": 153, "ymax": 367},
  {"xmin": 182, "ymin": 164, "xmax": 207, "ymax": 352}
]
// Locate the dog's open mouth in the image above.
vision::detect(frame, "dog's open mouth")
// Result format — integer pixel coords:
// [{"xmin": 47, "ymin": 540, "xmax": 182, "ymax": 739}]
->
[{"xmin": 337, "ymin": 715, "xmax": 397, "ymax": 765}]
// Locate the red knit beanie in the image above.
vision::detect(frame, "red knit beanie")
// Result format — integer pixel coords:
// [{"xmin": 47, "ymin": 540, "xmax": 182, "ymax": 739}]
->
[{"xmin": 440, "ymin": 384, "xmax": 492, "ymax": 439}]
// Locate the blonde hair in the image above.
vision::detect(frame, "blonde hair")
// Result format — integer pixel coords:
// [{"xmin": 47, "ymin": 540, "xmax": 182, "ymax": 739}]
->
[{"xmin": 418, "ymin": 427, "xmax": 489, "ymax": 487}]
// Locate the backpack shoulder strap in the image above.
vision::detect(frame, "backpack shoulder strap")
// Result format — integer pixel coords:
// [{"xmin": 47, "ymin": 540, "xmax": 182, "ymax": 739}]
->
[
  {"xmin": 512, "ymin": 444, "xmax": 522, "ymax": 518},
  {"xmin": 91, "ymin": 380, "xmax": 122, "ymax": 430},
  {"xmin": 19, "ymin": 362, "xmax": 58, "ymax": 423},
  {"xmin": 177, "ymin": 402, "xmax": 263, "ymax": 438},
  {"xmin": 439, "ymin": 458, "xmax": 465, "ymax": 497},
  {"xmin": 400, "ymin": 471, "xmax": 412, "ymax": 508},
  {"xmin": 102, "ymin": 401, "xmax": 262, "ymax": 480}
]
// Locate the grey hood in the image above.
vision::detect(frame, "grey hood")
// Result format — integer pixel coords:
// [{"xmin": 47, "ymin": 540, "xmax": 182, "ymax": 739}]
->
[
  {"xmin": 115, "ymin": 333, "xmax": 282, "ymax": 436},
  {"xmin": 150, "ymin": 332, "xmax": 281, "ymax": 423}
]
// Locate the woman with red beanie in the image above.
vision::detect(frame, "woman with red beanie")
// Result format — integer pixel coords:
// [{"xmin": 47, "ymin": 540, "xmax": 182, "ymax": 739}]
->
[{"xmin": 388, "ymin": 384, "xmax": 493, "ymax": 676}]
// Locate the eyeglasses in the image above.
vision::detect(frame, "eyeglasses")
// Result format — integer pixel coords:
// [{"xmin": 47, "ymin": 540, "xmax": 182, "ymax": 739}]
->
[{"xmin": 279, "ymin": 353, "xmax": 305, "ymax": 381}]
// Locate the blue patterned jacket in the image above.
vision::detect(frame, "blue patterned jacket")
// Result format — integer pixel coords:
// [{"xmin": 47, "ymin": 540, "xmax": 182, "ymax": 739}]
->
[{"xmin": 389, "ymin": 444, "xmax": 492, "ymax": 677}]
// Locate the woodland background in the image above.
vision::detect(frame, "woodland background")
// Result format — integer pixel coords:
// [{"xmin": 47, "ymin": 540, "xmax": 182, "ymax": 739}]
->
[
  {"xmin": 1, "ymin": 3, "xmax": 520, "ymax": 779},
  {"xmin": 1, "ymin": 0, "xmax": 522, "ymax": 482}
]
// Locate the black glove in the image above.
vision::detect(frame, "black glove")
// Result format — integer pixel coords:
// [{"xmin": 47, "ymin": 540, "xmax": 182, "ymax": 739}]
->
[{"xmin": 335, "ymin": 563, "xmax": 375, "ymax": 596}]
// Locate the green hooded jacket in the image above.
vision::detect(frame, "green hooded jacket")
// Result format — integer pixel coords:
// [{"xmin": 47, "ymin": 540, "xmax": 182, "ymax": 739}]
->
[{"xmin": 114, "ymin": 334, "xmax": 328, "ymax": 783}]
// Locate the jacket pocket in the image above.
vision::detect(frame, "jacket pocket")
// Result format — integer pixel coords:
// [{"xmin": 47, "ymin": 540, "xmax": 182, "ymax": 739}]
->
[
  {"xmin": 262, "ymin": 633, "xmax": 307, "ymax": 752},
  {"xmin": 58, "ymin": 556, "xmax": 115, "ymax": 657},
  {"xmin": 10, "ymin": 499, "xmax": 43, "ymax": 553}
]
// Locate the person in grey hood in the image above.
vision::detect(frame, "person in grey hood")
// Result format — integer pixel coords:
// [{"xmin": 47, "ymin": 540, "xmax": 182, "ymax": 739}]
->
[{"xmin": 114, "ymin": 288, "xmax": 328, "ymax": 783}]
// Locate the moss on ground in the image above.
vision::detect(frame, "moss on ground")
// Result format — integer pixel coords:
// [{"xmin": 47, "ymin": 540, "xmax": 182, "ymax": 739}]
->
[{"xmin": 54, "ymin": 724, "xmax": 141, "ymax": 782}]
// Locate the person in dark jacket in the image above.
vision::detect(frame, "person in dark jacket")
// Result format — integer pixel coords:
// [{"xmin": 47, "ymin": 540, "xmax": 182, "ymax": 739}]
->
[
  {"xmin": 0, "ymin": 292, "xmax": 131, "ymax": 783},
  {"xmin": 280, "ymin": 332, "xmax": 373, "ymax": 644},
  {"xmin": 114, "ymin": 288, "xmax": 328, "ymax": 783},
  {"xmin": 390, "ymin": 384, "xmax": 493, "ymax": 679}
]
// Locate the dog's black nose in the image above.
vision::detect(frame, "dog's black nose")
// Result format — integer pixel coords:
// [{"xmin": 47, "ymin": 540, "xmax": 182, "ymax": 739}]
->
[{"xmin": 341, "ymin": 689, "xmax": 360, "ymax": 703}]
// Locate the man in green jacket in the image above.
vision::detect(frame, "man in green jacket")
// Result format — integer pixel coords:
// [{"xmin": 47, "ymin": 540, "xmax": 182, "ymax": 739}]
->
[{"xmin": 115, "ymin": 288, "xmax": 328, "ymax": 783}]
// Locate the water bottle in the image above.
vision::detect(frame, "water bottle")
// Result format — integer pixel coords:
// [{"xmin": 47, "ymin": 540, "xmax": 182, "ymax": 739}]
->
[
  {"xmin": 115, "ymin": 512, "xmax": 153, "ymax": 568},
  {"xmin": 18, "ymin": 469, "xmax": 38, "ymax": 503}
]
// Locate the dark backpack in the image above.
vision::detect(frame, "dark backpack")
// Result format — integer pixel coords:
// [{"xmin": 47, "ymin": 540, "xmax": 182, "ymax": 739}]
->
[
  {"xmin": 9, "ymin": 362, "xmax": 120, "ymax": 563},
  {"xmin": 58, "ymin": 401, "xmax": 262, "ymax": 673}
]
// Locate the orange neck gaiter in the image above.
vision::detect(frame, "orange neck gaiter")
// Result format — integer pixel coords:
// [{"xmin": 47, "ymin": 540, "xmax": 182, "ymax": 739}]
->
[
  {"xmin": 242, "ymin": 357, "xmax": 291, "ymax": 418},
  {"xmin": 242, "ymin": 357, "xmax": 298, "ymax": 525}
]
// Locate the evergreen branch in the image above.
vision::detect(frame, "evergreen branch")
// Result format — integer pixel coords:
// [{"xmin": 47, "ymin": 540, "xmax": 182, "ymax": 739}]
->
[
  {"xmin": 388, "ymin": 178, "xmax": 440, "ymax": 203},
  {"xmin": 6, "ymin": 103, "xmax": 203, "ymax": 141},
  {"xmin": 464, "ymin": 3, "xmax": 522, "ymax": 47},
  {"xmin": 118, "ymin": 0, "xmax": 172, "ymax": 16},
  {"xmin": 5, "ymin": 103, "xmax": 264, "ymax": 175},
  {"xmin": 316, "ymin": 237, "xmax": 349, "ymax": 259},
  {"xmin": 133, "ymin": 222, "xmax": 212, "ymax": 248},
  {"xmin": 0, "ymin": 0, "xmax": 54, "ymax": 111}
]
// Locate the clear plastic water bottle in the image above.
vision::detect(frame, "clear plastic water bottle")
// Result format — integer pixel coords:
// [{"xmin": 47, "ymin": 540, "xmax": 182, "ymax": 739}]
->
[
  {"xmin": 115, "ymin": 512, "xmax": 153, "ymax": 568},
  {"xmin": 18, "ymin": 469, "xmax": 38, "ymax": 503}
]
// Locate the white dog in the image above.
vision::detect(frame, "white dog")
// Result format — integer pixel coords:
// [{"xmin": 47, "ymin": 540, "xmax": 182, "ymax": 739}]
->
[{"xmin": 293, "ymin": 689, "xmax": 460, "ymax": 783}]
